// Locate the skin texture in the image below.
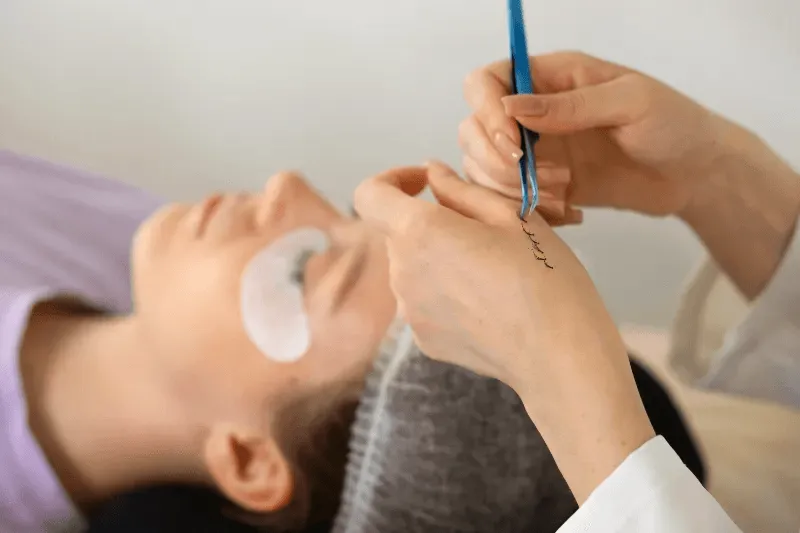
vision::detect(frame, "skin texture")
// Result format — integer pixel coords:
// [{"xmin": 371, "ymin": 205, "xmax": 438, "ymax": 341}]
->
[
  {"xmin": 20, "ymin": 172, "xmax": 396, "ymax": 516},
  {"xmin": 461, "ymin": 51, "xmax": 800, "ymax": 300},
  {"xmin": 354, "ymin": 163, "xmax": 655, "ymax": 504}
]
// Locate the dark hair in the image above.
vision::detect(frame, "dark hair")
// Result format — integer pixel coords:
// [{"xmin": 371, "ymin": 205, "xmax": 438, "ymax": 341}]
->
[{"xmin": 232, "ymin": 379, "xmax": 361, "ymax": 532}]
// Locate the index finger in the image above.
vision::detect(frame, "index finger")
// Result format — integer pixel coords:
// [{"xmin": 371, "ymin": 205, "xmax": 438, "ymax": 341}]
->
[
  {"xmin": 464, "ymin": 52, "xmax": 627, "ymax": 143},
  {"xmin": 353, "ymin": 166, "xmax": 430, "ymax": 236},
  {"xmin": 483, "ymin": 51, "xmax": 627, "ymax": 95}
]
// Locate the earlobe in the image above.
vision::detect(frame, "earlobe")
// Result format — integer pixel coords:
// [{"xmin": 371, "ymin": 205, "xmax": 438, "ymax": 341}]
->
[{"xmin": 204, "ymin": 425, "xmax": 294, "ymax": 513}]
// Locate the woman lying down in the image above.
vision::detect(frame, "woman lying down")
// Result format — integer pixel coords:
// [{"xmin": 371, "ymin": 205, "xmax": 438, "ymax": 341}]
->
[{"xmin": 0, "ymin": 150, "xmax": 705, "ymax": 533}]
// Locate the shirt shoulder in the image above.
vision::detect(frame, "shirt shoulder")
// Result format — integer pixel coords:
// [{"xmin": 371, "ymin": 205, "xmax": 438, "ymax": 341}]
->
[
  {"xmin": 0, "ymin": 150, "xmax": 164, "ymax": 312},
  {"xmin": 0, "ymin": 287, "xmax": 86, "ymax": 533},
  {"xmin": 0, "ymin": 152, "xmax": 165, "ymax": 532}
]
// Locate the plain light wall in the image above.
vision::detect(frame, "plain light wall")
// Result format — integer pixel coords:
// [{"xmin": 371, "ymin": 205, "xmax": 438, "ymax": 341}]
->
[{"xmin": 1, "ymin": 0, "xmax": 798, "ymax": 327}]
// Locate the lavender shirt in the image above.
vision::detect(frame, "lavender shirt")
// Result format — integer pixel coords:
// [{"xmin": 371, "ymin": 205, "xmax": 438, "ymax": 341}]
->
[{"xmin": 0, "ymin": 151, "xmax": 162, "ymax": 532}]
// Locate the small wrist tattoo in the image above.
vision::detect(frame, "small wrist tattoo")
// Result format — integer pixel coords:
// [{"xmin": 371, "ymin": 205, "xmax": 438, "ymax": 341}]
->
[{"xmin": 519, "ymin": 216, "xmax": 554, "ymax": 269}]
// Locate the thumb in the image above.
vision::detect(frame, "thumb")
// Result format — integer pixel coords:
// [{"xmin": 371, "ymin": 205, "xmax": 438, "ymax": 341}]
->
[
  {"xmin": 353, "ymin": 166, "xmax": 429, "ymax": 236},
  {"xmin": 502, "ymin": 75, "xmax": 644, "ymax": 133}
]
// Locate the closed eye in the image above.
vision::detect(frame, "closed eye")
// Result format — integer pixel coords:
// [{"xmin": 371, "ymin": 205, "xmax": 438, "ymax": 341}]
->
[{"xmin": 290, "ymin": 249, "xmax": 316, "ymax": 287}]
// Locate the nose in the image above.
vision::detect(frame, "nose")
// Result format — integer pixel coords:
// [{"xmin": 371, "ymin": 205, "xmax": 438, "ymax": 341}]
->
[{"xmin": 258, "ymin": 171, "xmax": 343, "ymax": 228}]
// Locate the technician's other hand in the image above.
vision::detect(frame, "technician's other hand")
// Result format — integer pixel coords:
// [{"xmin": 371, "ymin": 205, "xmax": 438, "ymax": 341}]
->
[
  {"xmin": 354, "ymin": 161, "xmax": 653, "ymax": 503},
  {"xmin": 461, "ymin": 51, "xmax": 731, "ymax": 217},
  {"xmin": 354, "ymin": 162, "xmax": 631, "ymax": 421}
]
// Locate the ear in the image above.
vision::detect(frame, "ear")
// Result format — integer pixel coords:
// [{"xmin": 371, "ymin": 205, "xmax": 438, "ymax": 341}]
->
[{"xmin": 203, "ymin": 424, "xmax": 294, "ymax": 513}]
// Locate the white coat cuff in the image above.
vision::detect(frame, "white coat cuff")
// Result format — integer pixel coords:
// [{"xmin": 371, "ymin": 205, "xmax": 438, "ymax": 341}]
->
[
  {"xmin": 703, "ymin": 218, "xmax": 800, "ymax": 407},
  {"xmin": 557, "ymin": 436, "xmax": 740, "ymax": 532}
]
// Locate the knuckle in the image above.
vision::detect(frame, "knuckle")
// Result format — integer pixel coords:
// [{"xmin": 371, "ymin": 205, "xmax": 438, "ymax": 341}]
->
[
  {"xmin": 399, "ymin": 205, "xmax": 435, "ymax": 238},
  {"xmin": 565, "ymin": 49, "xmax": 589, "ymax": 61},
  {"xmin": 627, "ymin": 74, "xmax": 659, "ymax": 118},
  {"xmin": 557, "ymin": 91, "xmax": 587, "ymax": 124},
  {"xmin": 395, "ymin": 209, "xmax": 421, "ymax": 238},
  {"xmin": 559, "ymin": 49, "xmax": 590, "ymax": 65},
  {"xmin": 457, "ymin": 117, "xmax": 474, "ymax": 150},
  {"xmin": 462, "ymin": 155, "xmax": 477, "ymax": 182},
  {"xmin": 352, "ymin": 180, "xmax": 373, "ymax": 211},
  {"xmin": 463, "ymin": 68, "xmax": 486, "ymax": 101},
  {"xmin": 571, "ymin": 90, "xmax": 588, "ymax": 115},
  {"xmin": 565, "ymin": 50, "xmax": 609, "ymax": 71},
  {"xmin": 573, "ymin": 63, "xmax": 594, "ymax": 86}
]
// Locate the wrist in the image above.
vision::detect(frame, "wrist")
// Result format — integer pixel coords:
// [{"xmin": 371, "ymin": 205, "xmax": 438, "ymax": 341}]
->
[
  {"xmin": 527, "ymin": 380, "xmax": 655, "ymax": 504},
  {"xmin": 515, "ymin": 342, "xmax": 656, "ymax": 504},
  {"xmin": 678, "ymin": 118, "xmax": 800, "ymax": 299},
  {"xmin": 679, "ymin": 117, "xmax": 792, "ymax": 222}
]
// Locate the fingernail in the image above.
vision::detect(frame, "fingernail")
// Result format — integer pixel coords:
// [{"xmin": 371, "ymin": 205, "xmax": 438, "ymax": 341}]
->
[
  {"xmin": 494, "ymin": 132, "xmax": 523, "ymax": 163},
  {"xmin": 503, "ymin": 95, "xmax": 548, "ymax": 117},
  {"xmin": 566, "ymin": 207, "xmax": 584, "ymax": 224}
]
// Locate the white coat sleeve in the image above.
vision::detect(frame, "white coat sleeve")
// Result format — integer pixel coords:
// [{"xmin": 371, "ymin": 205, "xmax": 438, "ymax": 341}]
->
[
  {"xmin": 557, "ymin": 436, "xmax": 742, "ymax": 533},
  {"xmin": 694, "ymin": 219, "xmax": 800, "ymax": 408},
  {"xmin": 670, "ymin": 217, "xmax": 800, "ymax": 407}
]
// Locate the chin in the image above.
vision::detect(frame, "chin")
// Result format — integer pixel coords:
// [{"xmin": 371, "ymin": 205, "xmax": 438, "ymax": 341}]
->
[{"xmin": 129, "ymin": 216, "xmax": 165, "ymax": 282}]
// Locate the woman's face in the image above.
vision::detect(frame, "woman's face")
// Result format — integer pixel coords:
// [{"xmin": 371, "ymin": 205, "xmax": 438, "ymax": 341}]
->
[{"xmin": 130, "ymin": 172, "xmax": 396, "ymax": 413}]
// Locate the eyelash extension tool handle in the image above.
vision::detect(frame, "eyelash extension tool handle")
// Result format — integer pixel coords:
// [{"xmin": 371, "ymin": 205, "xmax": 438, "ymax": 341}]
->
[{"xmin": 507, "ymin": 0, "xmax": 540, "ymax": 220}]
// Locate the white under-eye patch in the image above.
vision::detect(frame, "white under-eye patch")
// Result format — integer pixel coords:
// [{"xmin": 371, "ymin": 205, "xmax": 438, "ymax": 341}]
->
[{"xmin": 240, "ymin": 227, "xmax": 330, "ymax": 363}]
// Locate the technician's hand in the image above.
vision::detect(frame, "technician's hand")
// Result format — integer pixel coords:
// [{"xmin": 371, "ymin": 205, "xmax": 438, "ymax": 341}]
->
[
  {"xmin": 460, "ymin": 51, "xmax": 731, "ymax": 217},
  {"xmin": 355, "ymin": 162, "xmax": 654, "ymax": 503}
]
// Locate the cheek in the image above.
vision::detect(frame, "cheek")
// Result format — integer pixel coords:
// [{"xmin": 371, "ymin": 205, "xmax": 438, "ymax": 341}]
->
[
  {"xmin": 304, "ymin": 307, "xmax": 377, "ymax": 384},
  {"xmin": 324, "ymin": 260, "xmax": 397, "ymax": 364}
]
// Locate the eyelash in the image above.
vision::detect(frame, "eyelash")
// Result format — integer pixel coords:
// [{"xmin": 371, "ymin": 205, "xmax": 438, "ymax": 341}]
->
[
  {"xmin": 290, "ymin": 249, "xmax": 316, "ymax": 287},
  {"xmin": 290, "ymin": 207, "xmax": 358, "ymax": 287}
]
